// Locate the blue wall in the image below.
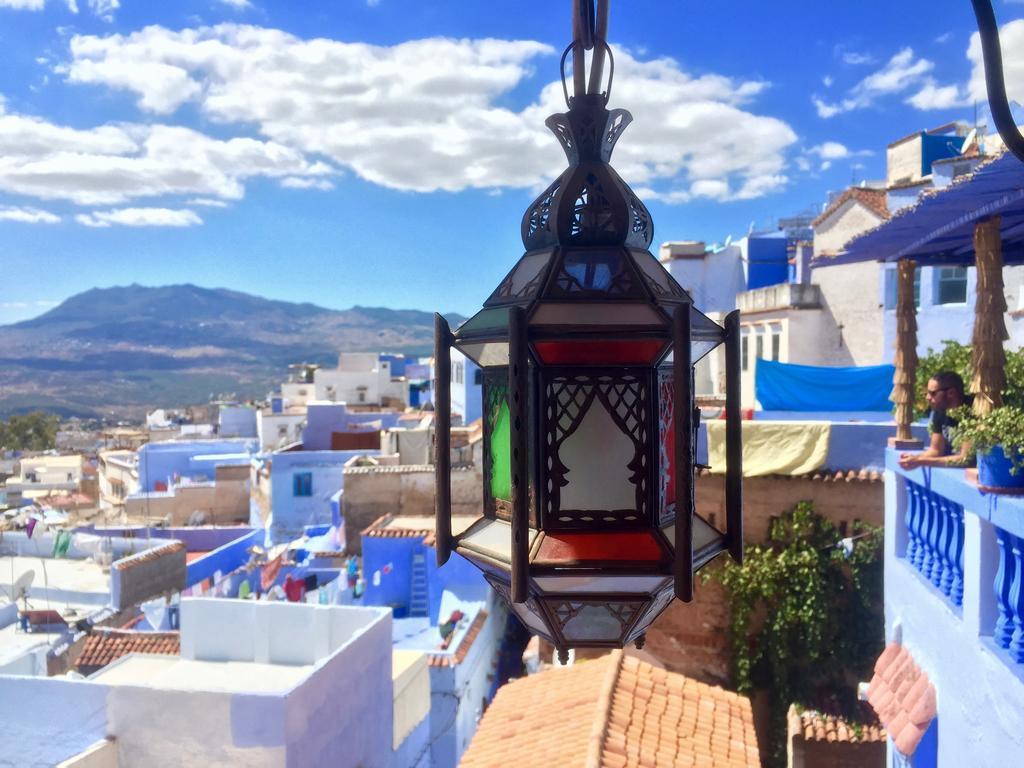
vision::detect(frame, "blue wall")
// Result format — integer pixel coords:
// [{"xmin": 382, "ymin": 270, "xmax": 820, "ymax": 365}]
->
[
  {"xmin": 136, "ymin": 439, "xmax": 256, "ymax": 491},
  {"xmin": 920, "ymin": 132, "xmax": 965, "ymax": 177},
  {"xmin": 746, "ymin": 233, "xmax": 789, "ymax": 290},
  {"xmin": 269, "ymin": 449, "xmax": 377, "ymax": 542}
]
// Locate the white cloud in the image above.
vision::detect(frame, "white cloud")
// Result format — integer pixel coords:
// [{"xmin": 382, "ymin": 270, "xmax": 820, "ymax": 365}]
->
[
  {"xmin": 186, "ymin": 197, "xmax": 229, "ymax": 207},
  {"xmin": 820, "ymin": 160, "xmax": 832, "ymax": 171},
  {"xmin": 0, "ymin": 0, "xmax": 45, "ymax": 9},
  {"xmin": 935, "ymin": 32, "xmax": 953, "ymax": 44},
  {"xmin": 0, "ymin": 101, "xmax": 333, "ymax": 204},
  {"xmin": 906, "ymin": 81, "xmax": 968, "ymax": 110},
  {"xmin": 87, "ymin": 0, "xmax": 117, "ymax": 22},
  {"xmin": 968, "ymin": 19, "xmax": 1024, "ymax": 104},
  {"xmin": 75, "ymin": 207, "xmax": 201, "ymax": 227},
  {"xmin": 59, "ymin": 24, "xmax": 796, "ymax": 202},
  {"xmin": 280, "ymin": 176, "xmax": 334, "ymax": 190},
  {"xmin": 822, "ymin": 75, "xmax": 833, "ymax": 88},
  {"xmin": 218, "ymin": 0, "xmax": 251, "ymax": 7},
  {"xmin": 842, "ymin": 51, "xmax": 875, "ymax": 66},
  {"xmin": 0, "ymin": 205, "xmax": 60, "ymax": 223},
  {"xmin": 814, "ymin": 48, "xmax": 934, "ymax": 118}
]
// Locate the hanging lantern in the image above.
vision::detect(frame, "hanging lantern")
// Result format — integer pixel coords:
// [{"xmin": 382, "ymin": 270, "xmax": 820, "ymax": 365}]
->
[{"xmin": 434, "ymin": 1, "xmax": 743, "ymax": 661}]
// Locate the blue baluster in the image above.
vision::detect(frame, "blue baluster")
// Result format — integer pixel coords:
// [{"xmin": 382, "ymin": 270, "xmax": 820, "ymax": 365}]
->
[
  {"xmin": 949, "ymin": 504, "xmax": 964, "ymax": 607},
  {"xmin": 994, "ymin": 528, "xmax": 1016, "ymax": 648},
  {"xmin": 918, "ymin": 486, "xmax": 935, "ymax": 576},
  {"xmin": 939, "ymin": 499, "xmax": 955, "ymax": 597},
  {"xmin": 911, "ymin": 482, "xmax": 929, "ymax": 572},
  {"xmin": 905, "ymin": 481, "xmax": 919, "ymax": 564},
  {"xmin": 928, "ymin": 491, "xmax": 946, "ymax": 588},
  {"xmin": 1009, "ymin": 533, "xmax": 1024, "ymax": 662}
]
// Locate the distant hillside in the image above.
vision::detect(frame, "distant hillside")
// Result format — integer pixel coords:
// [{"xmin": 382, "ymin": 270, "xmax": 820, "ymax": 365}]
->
[{"xmin": 0, "ymin": 284, "xmax": 463, "ymax": 419}]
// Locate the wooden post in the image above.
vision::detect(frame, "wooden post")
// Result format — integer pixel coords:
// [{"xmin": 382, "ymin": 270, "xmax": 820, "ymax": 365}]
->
[
  {"xmin": 890, "ymin": 259, "xmax": 923, "ymax": 449},
  {"xmin": 971, "ymin": 216, "xmax": 1007, "ymax": 416}
]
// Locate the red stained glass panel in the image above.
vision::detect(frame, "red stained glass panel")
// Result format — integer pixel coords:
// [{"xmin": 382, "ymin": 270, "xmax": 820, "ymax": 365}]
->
[
  {"xmin": 533, "ymin": 339, "xmax": 665, "ymax": 365},
  {"xmin": 533, "ymin": 531, "xmax": 665, "ymax": 565}
]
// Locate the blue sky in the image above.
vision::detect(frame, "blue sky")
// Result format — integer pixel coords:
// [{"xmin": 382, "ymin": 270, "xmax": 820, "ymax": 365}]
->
[{"xmin": 2, "ymin": 0, "xmax": 1024, "ymax": 324}]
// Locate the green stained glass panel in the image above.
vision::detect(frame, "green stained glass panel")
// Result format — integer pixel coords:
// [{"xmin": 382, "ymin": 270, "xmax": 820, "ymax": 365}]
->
[{"xmin": 489, "ymin": 389, "xmax": 512, "ymax": 502}]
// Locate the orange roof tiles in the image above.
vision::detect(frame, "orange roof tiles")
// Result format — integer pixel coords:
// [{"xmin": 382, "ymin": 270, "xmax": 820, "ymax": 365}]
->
[
  {"xmin": 812, "ymin": 186, "xmax": 890, "ymax": 228},
  {"xmin": 112, "ymin": 540, "xmax": 185, "ymax": 571},
  {"xmin": 361, "ymin": 515, "xmax": 433, "ymax": 540},
  {"xmin": 461, "ymin": 650, "xmax": 760, "ymax": 768},
  {"xmin": 75, "ymin": 629, "xmax": 180, "ymax": 673},
  {"xmin": 866, "ymin": 642, "xmax": 936, "ymax": 756},
  {"xmin": 788, "ymin": 704, "xmax": 886, "ymax": 744},
  {"xmin": 428, "ymin": 611, "xmax": 488, "ymax": 667}
]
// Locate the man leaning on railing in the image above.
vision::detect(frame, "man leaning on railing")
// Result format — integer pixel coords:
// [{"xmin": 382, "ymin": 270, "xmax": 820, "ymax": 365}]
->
[{"xmin": 898, "ymin": 371, "xmax": 974, "ymax": 470}]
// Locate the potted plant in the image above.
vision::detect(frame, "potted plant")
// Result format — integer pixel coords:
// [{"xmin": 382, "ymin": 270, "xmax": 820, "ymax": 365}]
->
[{"xmin": 951, "ymin": 405, "xmax": 1024, "ymax": 490}]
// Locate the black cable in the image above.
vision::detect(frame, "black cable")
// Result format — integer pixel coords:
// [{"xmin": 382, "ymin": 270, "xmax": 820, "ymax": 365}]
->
[{"xmin": 970, "ymin": 0, "xmax": 1024, "ymax": 163}]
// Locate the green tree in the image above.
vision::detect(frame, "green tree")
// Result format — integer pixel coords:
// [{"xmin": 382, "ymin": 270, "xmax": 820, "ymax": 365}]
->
[
  {"xmin": 705, "ymin": 502, "xmax": 883, "ymax": 768},
  {"xmin": 915, "ymin": 340, "xmax": 1024, "ymax": 417},
  {"xmin": 0, "ymin": 412, "xmax": 60, "ymax": 451}
]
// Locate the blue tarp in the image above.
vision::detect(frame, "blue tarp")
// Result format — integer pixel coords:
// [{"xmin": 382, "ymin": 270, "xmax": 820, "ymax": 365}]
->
[{"xmin": 755, "ymin": 359, "xmax": 895, "ymax": 412}]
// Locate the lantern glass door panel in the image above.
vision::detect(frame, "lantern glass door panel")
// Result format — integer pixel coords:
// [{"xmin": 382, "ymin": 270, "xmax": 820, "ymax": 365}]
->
[{"xmin": 435, "ymin": 5, "xmax": 742, "ymax": 659}]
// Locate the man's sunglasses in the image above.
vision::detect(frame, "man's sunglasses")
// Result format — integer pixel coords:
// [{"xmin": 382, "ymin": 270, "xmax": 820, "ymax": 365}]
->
[{"xmin": 926, "ymin": 387, "xmax": 951, "ymax": 397}]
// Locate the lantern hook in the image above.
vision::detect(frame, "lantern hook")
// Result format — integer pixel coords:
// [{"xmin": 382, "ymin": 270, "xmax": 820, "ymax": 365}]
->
[
  {"xmin": 562, "ymin": 0, "xmax": 613, "ymax": 105},
  {"xmin": 971, "ymin": 0, "xmax": 1024, "ymax": 164}
]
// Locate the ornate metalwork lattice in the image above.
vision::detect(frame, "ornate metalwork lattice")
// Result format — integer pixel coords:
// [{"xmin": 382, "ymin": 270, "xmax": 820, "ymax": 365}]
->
[
  {"xmin": 625, "ymin": 195, "xmax": 653, "ymax": 249},
  {"xmin": 550, "ymin": 600, "xmax": 642, "ymax": 638},
  {"xmin": 523, "ymin": 179, "xmax": 561, "ymax": 250},
  {"xmin": 491, "ymin": 257, "xmax": 549, "ymax": 304},
  {"xmin": 604, "ymin": 110, "xmax": 630, "ymax": 156},
  {"xmin": 543, "ymin": 372, "xmax": 649, "ymax": 527},
  {"xmin": 657, "ymin": 369, "xmax": 675, "ymax": 525},
  {"xmin": 547, "ymin": 116, "xmax": 577, "ymax": 164},
  {"xmin": 487, "ymin": 575, "xmax": 553, "ymax": 639},
  {"xmin": 569, "ymin": 173, "xmax": 617, "ymax": 241},
  {"xmin": 626, "ymin": 585, "xmax": 674, "ymax": 643}
]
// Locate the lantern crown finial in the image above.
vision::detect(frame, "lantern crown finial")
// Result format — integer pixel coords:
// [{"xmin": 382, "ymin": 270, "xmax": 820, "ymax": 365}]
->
[{"xmin": 521, "ymin": 95, "xmax": 653, "ymax": 251}]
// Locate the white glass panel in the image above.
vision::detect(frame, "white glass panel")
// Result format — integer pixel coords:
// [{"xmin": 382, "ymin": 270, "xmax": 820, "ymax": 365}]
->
[
  {"xmin": 630, "ymin": 250, "xmax": 684, "ymax": 296},
  {"xmin": 510, "ymin": 251, "xmax": 553, "ymax": 293},
  {"xmin": 459, "ymin": 518, "xmax": 535, "ymax": 563},
  {"xmin": 559, "ymin": 398, "xmax": 636, "ymax": 513},
  {"xmin": 457, "ymin": 341, "xmax": 509, "ymax": 368},
  {"xmin": 662, "ymin": 514, "xmax": 723, "ymax": 553},
  {"xmin": 531, "ymin": 303, "xmax": 665, "ymax": 326},
  {"xmin": 557, "ymin": 603, "xmax": 637, "ymax": 642},
  {"xmin": 534, "ymin": 575, "xmax": 669, "ymax": 594}
]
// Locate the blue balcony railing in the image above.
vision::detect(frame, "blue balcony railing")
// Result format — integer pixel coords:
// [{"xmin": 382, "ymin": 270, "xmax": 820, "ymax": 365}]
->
[
  {"xmin": 889, "ymin": 451, "xmax": 1024, "ymax": 671},
  {"xmin": 904, "ymin": 479, "xmax": 964, "ymax": 607}
]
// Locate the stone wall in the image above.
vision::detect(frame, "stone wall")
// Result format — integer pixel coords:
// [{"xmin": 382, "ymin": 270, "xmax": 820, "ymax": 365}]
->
[
  {"xmin": 642, "ymin": 471, "xmax": 883, "ymax": 684},
  {"xmin": 341, "ymin": 465, "xmax": 483, "ymax": 553}
]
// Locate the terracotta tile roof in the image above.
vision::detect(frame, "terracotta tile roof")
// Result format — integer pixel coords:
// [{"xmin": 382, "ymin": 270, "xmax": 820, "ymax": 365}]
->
[
  {"xmin": 75, "ymin": 629, "xmax": 180, "ymax": 673},
  {"xmin": 812, "ymin": 187, "xmax": 890, "ymax": 228},
  {"xmin": 697, "ymin": 467, "xmax": 882, "ymax": 483},
  {"xmin": 788, "ymin": 704, "xmax": 886, "ymax": 744},
  {"xmin": 112, "ymin": 540, "xmax": 185, "ymax": 571},
  {"xmin": 866, "ymin": 642, "xmax": 936, "ymax": 756},
  {"xmin": 461, "ymin": 650, "xmax": 760, "ymax": 768},
  {"xmin": 428, "ymin": 610, "xmax": 488, "ymax": 667},
  {"xmin": 361, "ymin": 514, "xmax": 433, "ymax": 540}
]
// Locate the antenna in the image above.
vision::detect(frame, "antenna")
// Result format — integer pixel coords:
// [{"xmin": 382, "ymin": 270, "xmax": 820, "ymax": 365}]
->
[{"xmin": 724, "ymin": 234, "xmax": 733, "ymax": 248}]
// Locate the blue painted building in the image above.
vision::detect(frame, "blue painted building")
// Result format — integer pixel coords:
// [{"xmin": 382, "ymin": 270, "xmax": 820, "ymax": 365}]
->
[
  {"xmin": 449, "ymin": 348, "xmax": 482, "ymax": 426},
  {"xmin": 135, "ymin": 439, "xmax": 257, "ymax": 492},
  {"xmin": 361, "ymin": 517, "xmax": 503, "ymax": 768},
  {"xmin": 880, "ymin": 453, "xmax": 1024, "ymax": 765}
]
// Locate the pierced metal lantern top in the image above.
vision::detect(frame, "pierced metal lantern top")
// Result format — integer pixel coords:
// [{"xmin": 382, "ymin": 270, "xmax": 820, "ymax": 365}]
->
[{"xmin": 433, "ymin": 1, "xmax": 743, "ymax": 661}]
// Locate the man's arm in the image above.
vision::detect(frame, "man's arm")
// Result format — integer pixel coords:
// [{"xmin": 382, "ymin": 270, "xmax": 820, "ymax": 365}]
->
[{"xmin": 899, "ymin": 438, "xmax": 972, "ymax": 469}]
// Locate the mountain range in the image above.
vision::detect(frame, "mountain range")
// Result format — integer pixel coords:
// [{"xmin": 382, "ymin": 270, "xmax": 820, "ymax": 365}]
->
[{"xmin": 0, "ymin": 284, "xmax": 462, "ymax": 420}]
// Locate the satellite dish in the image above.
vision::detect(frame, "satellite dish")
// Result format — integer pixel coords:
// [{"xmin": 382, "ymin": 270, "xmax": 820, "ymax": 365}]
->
[
  {"xmin": 12, "ymin": 570, "xmax": 34, "ymax": 602},
  {"xmin": 962, "ymin": 128, "xmax": 978, "ymax": 153}
]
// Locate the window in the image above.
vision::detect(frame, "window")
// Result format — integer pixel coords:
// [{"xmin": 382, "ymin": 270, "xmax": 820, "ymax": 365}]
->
[
  {"xmin": 741, "ymin": 333, "xmax": 750, "ymax": 372},
  {"xmin": 293, "ymin": 472, "xmax": 313, "ymax": 497},
  {"xmin": 473, "ymin": 368, "xmax": 484, "ymax": 386},
  {"xmin": 278, "ymin": 426, "xmax": 288, "ymax": 437},
  {"xmin": 884, "ymin": 265, "xmax": 922, "ymax": 309},
  {"xmin": 770, "ymin": 323, "xmax": 782, "ymax": 361},
  {"xmin": 452, "ymin": 361, "xmax": 463, "ymax": 384},
  {"xmin": 755, "ymin": 333, "xmax": 764, "ymax": 361},
  {"xmin": 936, "ymin": 266, "xmax": 967, "ymax": 305}
]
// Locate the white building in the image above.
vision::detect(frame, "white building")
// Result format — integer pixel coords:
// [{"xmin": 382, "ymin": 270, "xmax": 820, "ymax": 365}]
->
[
  {"xmin": 0, "ymin": 599, "xmax": 430, "ymax": 768},
  {"xmin": 314, "ymin": 353, "xmax": 407, "ymax": 408}
]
